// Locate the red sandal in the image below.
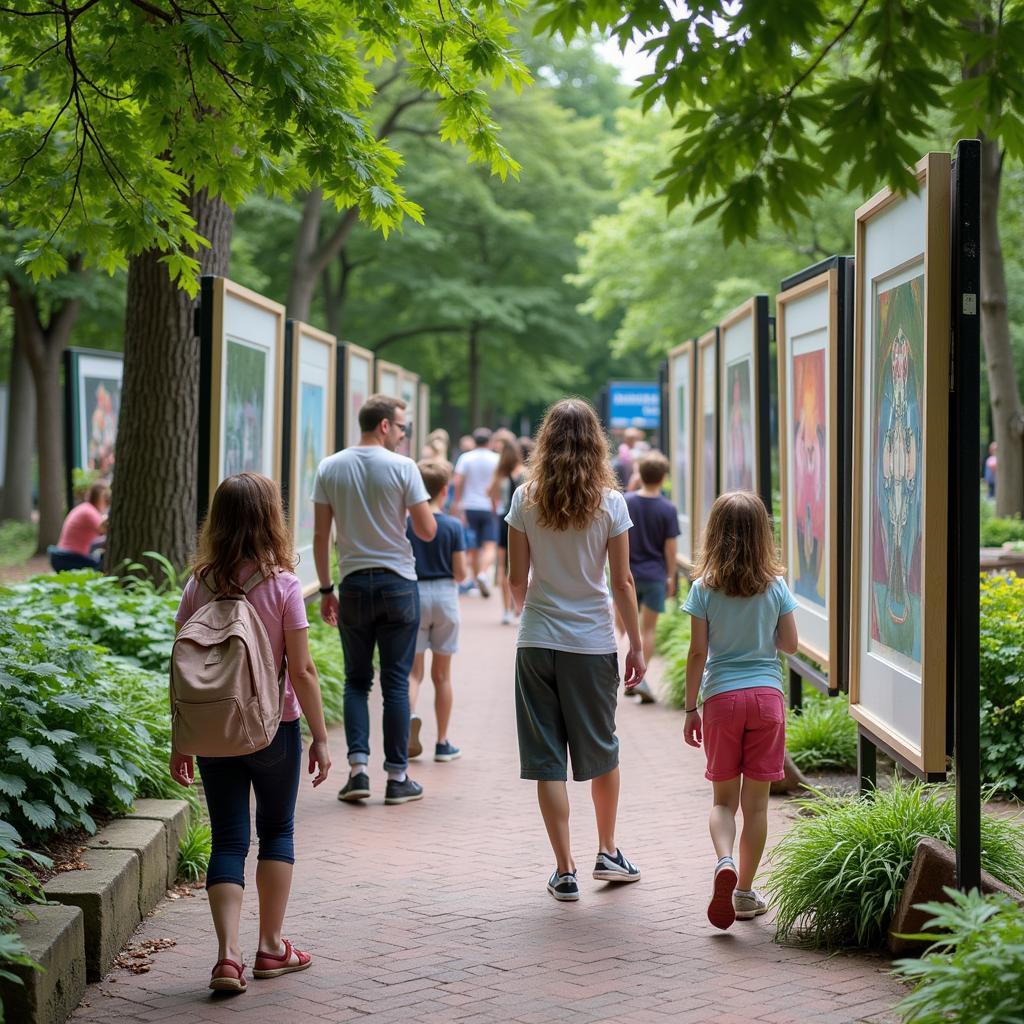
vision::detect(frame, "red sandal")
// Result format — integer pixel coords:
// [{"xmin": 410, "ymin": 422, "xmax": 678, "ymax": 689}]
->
[
  {"xmin": 253, "ymin": 938, "xmax": 312, "ymax": 979},
  {"xmin": 209, "ymin": 958, "xmax": 247, "ymax": 992}
]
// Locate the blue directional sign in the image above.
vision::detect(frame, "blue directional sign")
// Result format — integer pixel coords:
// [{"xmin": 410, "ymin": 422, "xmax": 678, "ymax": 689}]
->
[{"xmin": 608, "ymin": 380, "xmax": 661, "ymax": 430}]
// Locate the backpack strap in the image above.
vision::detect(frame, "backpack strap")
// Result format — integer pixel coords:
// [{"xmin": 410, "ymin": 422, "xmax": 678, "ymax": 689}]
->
[{"xmin": 241, "ymin": 569, "xmax": 266, "ymax": 594}]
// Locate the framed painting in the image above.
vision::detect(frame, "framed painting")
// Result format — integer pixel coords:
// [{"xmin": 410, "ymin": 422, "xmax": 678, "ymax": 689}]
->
[
  {"xmin": 62, "ymin": 348, "xmax": 124, "ymax": 507},
  {"xmin": 198, "ymin": 277, "xmax": 285, "ymax": 520},
  {"xmin": 668, "ymin": 339, "xmax": 696, "ymax": 567},
  {"xmin": 399, "ymin": 369, "xmax": 419, "ymax": 456},
  {"xmin": 284, "ymin": 322, "xmax": 336, "ymax": 597},
  {"xmin": 376, "ymin": 359, "xmax": 401, "ymax": 399},
  {"xmin": 850, "ymin": 152, "xmax": 951, "ymax": 776},
  {"xmin": 418, "ymin": 381, "xmax": 431, "ymax": 455},
  {"xmin": 718, "ymin": 296, "xmax": 771, "ymax": 506},
  {"xmin": 693, "ymin": 328, "xmax": 719, "ymax": 555},
  {"xmin": 777, "ymin": 258, "xmax": 853, "ymax": 687},
  {"xmin": 337, "ymin": 342, "xmax": 374, "ymax": 449}
]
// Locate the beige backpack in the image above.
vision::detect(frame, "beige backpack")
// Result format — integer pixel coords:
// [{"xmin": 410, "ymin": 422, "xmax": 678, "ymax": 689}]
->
[{"xmin": 170, "ymin": 570, "xmax": 285, "ymax": 758}]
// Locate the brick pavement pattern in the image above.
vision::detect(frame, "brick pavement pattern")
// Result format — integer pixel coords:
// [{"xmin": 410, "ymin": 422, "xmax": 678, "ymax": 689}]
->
[{"xmin": 71, "ymin": 595, "xmax": 902, "ymax": 1024}]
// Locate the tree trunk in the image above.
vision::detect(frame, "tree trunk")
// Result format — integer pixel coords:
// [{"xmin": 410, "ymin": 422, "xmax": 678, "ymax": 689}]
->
[
  {"xmin": 979, "ymin": 137, "xmax": 1024, "ymax": 516},
  {"xmin": 6, "ymin": 275, "xmax": 81, "ymax": 551},
  {"xmin": 468, "ymin": 324, "xmax": 481, "ymax": 430},
  {"xmin": 287, "ymin": 189, "xmax": 323, "ymax": 323},
  {"xmin": 1, "ymin": 325, "xmax": 35, "ymax": 522},
  {"xmin": 107, "ymin": 189, "xmax": 234, "ymax": 575}
]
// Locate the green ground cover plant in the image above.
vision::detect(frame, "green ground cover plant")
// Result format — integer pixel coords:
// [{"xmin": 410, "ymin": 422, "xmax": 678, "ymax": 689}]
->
[
  {"xmin": 766, "ymin": 779, "xmax": 1024, "ymax": 949},
  {"xmin": 0, "ymin": 820, "xmax": 48, "ymax": 1010},
  {"xmin": 786, "ymin": 690, "xmax": 858, "ymax": 773},
  {"xmin": 893, "ymin": 888, "xmax": 1024, "ymax": 1024},
  {"xmin": 0, "ymin": 522, "xmax": 36, "ymax": 570},
  {"xmin": 978, "ymin": 573, "xmax": 1024, "ymax": 794}
]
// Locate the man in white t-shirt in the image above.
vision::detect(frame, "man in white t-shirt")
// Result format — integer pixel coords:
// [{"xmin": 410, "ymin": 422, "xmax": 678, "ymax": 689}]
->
[
  {"xmin": 313, "ymin": 394, "xmax": 436, "ymax": 807},
  {"xmin": 453, "ymin": 427, "xmax": 500, "ymax": 596}
]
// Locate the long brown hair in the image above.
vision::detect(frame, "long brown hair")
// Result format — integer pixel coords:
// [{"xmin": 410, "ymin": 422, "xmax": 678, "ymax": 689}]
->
[
  {"xmin": 495, "ymin": 439, "xmax": 521, "ymax": 480},
  {"xmin": 693, "ymin": 491, "xmax": 784, "ymax": 597},
  {"xmin": 192, "ymin": 473, "xmax": 296, "ymax": 593},
  {"xmin": 523, "ymin": 398, "xmax": 617, "ymax": 531}
]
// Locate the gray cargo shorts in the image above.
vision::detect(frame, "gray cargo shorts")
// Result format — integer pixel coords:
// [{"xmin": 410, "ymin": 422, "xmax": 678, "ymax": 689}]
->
[{"xmin": 515, "ymin": 646, "xmax": 620, "ymax": 783}]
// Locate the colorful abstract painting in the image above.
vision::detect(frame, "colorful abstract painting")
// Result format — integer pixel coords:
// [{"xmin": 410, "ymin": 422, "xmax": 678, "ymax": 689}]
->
[
  {"xmin": 702, "ymin": 351, "xmax": 716, "ymax": 519},
  {"xmin": 83, "ymin": 375, "xmax": 121, "ymax": 475},
  {"xmin": 724, "ymin": 358, "xmax": 754, "ymax": 491},
  {"xmin": 792, "ymin": 349, "xmax": 826, "ymax": 606},
  {"xmin": 870, "ymin": 274, "xmax": 924, "ymax": 664},
  {"xmin": 349, "ymin": 354, "xmax": 370, "ymax": 446},
  {"xmin": 297, "ymin": 381, "xmax": 324, "ymax": 548},
  {"xmin": 224, "ymin": 339, "xmax": 267, "ymax": 476}
]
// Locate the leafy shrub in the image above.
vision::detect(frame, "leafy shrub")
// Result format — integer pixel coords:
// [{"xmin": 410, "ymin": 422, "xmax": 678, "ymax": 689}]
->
[
  {"xmin": 766, "ymin": 778, "xmax": 1024, "ymax": 949},
  {"xmin": 177, "ymin": 821, "xmax": 212, "ymax": 883},
  {"xmin": 980, "ymin": 499, "xmax": 1024, "ymax": 547},
  {"xmin": 977, "ymin": 573, "xmax": 1024, "ymax": 793},
  {"xmin": 893, "ymin": 888, "xmax": 1024, "ymax": 1023},
  {"xmin": 655, "ymin": 586, "xmax": 690, "ymax": 707},
  {"xmin": 0, "ymin": 614, "xmax": 186, "ymax": 843},
  {"xmin": 0, "ymin": 820, "xmax": 50, "ymax": 1000},
  {"xmin": 307, "ymin": 617, "xmax": 345, "ymax": 725},
  {"xmin": 786, "ymin": 690, "xmax": 858, "ymax": 773}
]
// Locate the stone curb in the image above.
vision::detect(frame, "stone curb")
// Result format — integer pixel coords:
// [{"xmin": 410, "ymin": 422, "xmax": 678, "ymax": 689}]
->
[
  {"xmin": 85, "ymin": 818, "xmax": 167, "ymax": 918},
  {"xmin": 124, "ymin": 798, "xmax": 191, "ymax": 887},
  {"xmin": 0, "ymin": 903, "xmax": 85, "ymax": 1024}
]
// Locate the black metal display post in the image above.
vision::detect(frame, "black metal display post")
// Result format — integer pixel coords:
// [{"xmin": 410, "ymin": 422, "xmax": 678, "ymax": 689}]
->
[
  {"xmin": 334, "ymin": 344, "xmax": 347, "ymax": 451},
  {"xmin": 280, "ymin": 320, "xmax": 296, "ymax": 515},
  {"xmin": 195, "ymin": 276, "xmax": 215, "ymax": 526},
  {"xmin": 951, "ymin": 138, "xmax": 981, "ymax": 891}
]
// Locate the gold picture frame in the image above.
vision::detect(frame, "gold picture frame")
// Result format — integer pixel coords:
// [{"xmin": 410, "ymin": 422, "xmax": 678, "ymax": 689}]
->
[
  {"xmin": 693, "ymin": 328, "xmax": 719, "ymax": 557},
  {"xmin": 849, "ymin": 152, "xmax": 951, "ymax": 775},
  {"xmin": 340, "ymin": 342, "xmax": 374, "ymax": 448}
]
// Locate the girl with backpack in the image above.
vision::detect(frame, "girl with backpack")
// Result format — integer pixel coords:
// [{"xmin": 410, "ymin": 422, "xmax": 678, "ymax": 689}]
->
[
  {"xmin": 169, "ymin": 472, "xmax": 332, "ymax": 993},
  {"xmin": 505, "ymin": 399, "xmax": 646, "ymax": 902},
  {"xmin": 681, "ymin": 490, "xmax": 798, "ymax": 930}
]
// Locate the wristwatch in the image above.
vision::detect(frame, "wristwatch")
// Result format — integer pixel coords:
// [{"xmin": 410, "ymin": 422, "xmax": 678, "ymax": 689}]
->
[{"xmin": 318, "ymin": 584, "xmax": 335, "ymax": 595}]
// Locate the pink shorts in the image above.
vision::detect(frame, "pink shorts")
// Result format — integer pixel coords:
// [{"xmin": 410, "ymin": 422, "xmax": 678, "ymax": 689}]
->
[{"xmin": 702, "ymin": 687, "xmax": 786, "ymax": 782}]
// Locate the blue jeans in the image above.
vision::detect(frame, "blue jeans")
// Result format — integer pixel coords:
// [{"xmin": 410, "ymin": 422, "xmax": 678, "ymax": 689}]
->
[
  {"xmin": 338, "ymin": 569, "xmax": 419, "ymax": 772},
  {"xmin": 48, "ymin": 547, "xmax": 101, "ymax": 572},
  {"xmin": 197, "ymin": 718, "xmax": 302, "ymax": 888}
]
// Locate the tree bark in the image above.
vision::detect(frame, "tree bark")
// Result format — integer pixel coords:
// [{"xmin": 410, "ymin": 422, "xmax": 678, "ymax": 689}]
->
[
  {"xmin": 1, "ymin": 322, "xmax": 35, "ymax": 522},
  {"xmin": 107, "ymin": 188, "xmax": 234, "ymax": 575},
  {"xmin": 978, "ymin": 137, "xmax": 1024, "ymax": 516},
  {"xmin": 6, "ymin": 275, "xmax": 81, "ymax": 550}
]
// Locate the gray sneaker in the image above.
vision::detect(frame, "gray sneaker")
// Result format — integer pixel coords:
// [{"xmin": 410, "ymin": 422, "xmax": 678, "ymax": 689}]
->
[
  {"xmin": 733, "ymin": 889, "xmax": 768, "ymax": 920},
  {"xmin": 633, "ymin": 680, "xmax": 657, "ymax": 704}
]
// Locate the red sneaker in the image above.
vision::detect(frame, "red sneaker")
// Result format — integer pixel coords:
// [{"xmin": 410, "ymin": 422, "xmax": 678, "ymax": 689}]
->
[{"xmin": 707, "ymin": 858, "xmax": 738, "ymax": 930}]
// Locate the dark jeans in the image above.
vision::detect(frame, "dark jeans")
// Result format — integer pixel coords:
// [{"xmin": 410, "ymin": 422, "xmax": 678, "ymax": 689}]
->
[
  {"xmin": 338, "ymin": 568, "xmax": 419, "ymax": 772},
  {"xmin": 48, "ymin": 547, "xmax": 101, "ymax": 572},
  {"xmin": 197, "ymin": 718, "xmax": 302, "ymax": 888}
]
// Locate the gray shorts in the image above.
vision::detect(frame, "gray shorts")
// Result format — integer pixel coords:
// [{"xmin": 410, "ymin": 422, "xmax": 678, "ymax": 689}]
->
[
  {"xmin": 515, "ymin": 646, "xmax": 620, "ymax": 782},
  {"xmin": 416, "ymin": 579, "xmax": 460, "ymax": 654}
]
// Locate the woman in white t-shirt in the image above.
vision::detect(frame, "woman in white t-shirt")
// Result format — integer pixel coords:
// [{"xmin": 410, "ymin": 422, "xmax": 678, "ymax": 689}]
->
[{"xmin": 505, "ymin": 399, "xmax": 647, "ymax": 902}]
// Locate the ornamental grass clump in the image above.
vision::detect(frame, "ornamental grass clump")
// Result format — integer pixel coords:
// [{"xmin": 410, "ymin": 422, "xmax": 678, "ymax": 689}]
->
[
  {"xmin": 655, "ymin": 585, "xmax": 690, "ymax": 707},
  {"xmin": 766, "ymin": 778, "xmax": 1024, "ymax": 949},
  {"xmin": 785, "ymin": 691, "xmax": 858, "ymax": 773}
]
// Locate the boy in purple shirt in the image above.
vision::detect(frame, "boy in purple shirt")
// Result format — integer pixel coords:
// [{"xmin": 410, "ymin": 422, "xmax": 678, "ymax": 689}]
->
[{"xmin": 623, "ymin": 451, "xmax": 680, "ymax": 703}]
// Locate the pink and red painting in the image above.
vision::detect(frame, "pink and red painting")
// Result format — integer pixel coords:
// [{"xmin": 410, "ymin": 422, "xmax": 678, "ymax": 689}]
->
[{"xmin": 792, "ymin": 349, "xmax": 826, "ymax": 607}]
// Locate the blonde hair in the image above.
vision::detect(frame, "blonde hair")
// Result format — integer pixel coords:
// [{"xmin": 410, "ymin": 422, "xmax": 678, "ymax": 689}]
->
[
  {"xmin": 193, "ymin": 473, "xmax": 296, "ymax": 594},
  {"xmin": 693, "ymin": 491, "xmax": 783, "ymax": 597},
  {"xmin": 417, "ymin": 459, "xmax": 451, "ymax": 501},
  {"xmin": 523, "ymin": 398, "xmax": 616, "ymax": 531}
]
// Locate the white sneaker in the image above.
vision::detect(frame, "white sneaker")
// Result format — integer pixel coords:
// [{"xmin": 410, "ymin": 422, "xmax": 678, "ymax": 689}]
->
[
  {"xmin": 408, "ymin": 714, "xmax": 423, "ymax": 759},
  {"xmin": 733, "ymin": 889, "xmax": 768, "ymax": 919},
  {"xmin": 501, "ymin": 610, "xmax": 513, "ymax": 625},
  {"xmin": 476, "ymin": 572, "xmax": 491, "ymax": 598},
  {"xmin": 707, "ymin": 857, "xmax": 737, "ymax": 930}
]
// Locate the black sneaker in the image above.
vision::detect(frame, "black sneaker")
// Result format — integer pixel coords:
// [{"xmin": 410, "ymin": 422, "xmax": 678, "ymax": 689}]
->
[
  {"xmin": 384, "ymin": 777, "xmax": 424, "ymax": 805},
  {"xmin": 434, "ymin": 741, "xmax": 461, "ymax": 762},
  {"xmin": 593, "ymin": 848, "xmax": 641, "ymax": 882},
  {"xmin": 338, "ymin": 772, "xmax": 370, "ymax": 802},
  {"xmin": 547, "ymin": 869, "xmax": 580, "ymax": 902}
]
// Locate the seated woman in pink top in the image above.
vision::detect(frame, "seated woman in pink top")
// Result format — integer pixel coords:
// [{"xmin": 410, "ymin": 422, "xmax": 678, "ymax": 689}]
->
[{"xmin": 50, "ymin": 482, "xmax": 110, "ymax": 571}]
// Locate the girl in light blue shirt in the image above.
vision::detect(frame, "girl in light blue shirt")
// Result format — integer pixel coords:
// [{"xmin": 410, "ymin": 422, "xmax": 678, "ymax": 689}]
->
[{"xmin": 682, "ymin": 491, "xmax": 799, "ymax": 931}]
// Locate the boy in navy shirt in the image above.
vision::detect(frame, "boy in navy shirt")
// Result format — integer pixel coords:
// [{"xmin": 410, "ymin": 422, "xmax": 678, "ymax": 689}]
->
[
  {"xmin": 406, "ymin": 460, "xmax": 467, "ymax": 761},
  {"xmin": 624, "ymin": 451, "xmax": 680, "ymax": 703}
]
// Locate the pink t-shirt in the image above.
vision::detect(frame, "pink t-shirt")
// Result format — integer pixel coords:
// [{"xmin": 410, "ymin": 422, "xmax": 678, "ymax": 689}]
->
[
  {"xmin": 174, "ymin": 564, "xmax": 308, "ymax": 723},
  {"xmin": 58, "ymin": 501, "xmax": 103, "ymax": 556}
]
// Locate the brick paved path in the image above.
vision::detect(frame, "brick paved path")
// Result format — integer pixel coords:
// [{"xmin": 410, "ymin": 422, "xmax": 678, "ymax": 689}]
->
[{"xmin": 72, "ymin": 595, "xmax": 902, "ymax": 1024}]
